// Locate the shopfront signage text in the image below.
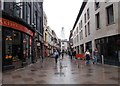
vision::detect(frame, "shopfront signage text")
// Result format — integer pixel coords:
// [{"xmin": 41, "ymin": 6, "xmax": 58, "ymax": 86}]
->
[{"xmin": 0, "ymin": 18, "xmax": 33, "ymax": 36}]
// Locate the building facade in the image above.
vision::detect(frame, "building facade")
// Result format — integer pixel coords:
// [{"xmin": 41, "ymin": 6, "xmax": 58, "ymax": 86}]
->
[
  {"xmin": 43, "ymin": 11, "xmax": 61, "ymax": 57},
  {"xmin": 69, "ymin": 30, "xmax": 74, "ymax": 53},
  {"xmin": 43, "ymin": 11, "xmax": 48, "ymax": 57},
  {"xmin": 47, "ymin": 26, "xmax": 54, "ymax": 56},
  {"xmin": 1, "ymin": 1, "xmax": 43, "ymax": 70},
  {"xmin": 52, "ymin": 30, "xmax": 61, "ymax": 53},
  {"xmin": 71, "ymin": 0, "xmax": 120, "ymax": 66},
  {"xmin": 61, "ymin": 39, "xmax": 69, "ymax": 53}
]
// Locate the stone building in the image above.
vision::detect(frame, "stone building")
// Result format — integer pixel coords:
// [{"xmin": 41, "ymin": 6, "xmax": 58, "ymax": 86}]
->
[{"xmin": 71, "ymin": 0, "xmax": 120, "ymax": 66}]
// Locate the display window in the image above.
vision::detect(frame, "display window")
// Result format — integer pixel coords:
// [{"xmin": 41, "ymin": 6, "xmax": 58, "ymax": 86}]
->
[
  {"xmin": 3, "ymin": 28, "xmax": 22, "ymax": 63},
  {"xmin": 23, "ymin": 33, "xmax": 31, "ymax": 63},
  {"xmin": 3, "ymin": 28, "xmax": 32, "ymax": 66}
]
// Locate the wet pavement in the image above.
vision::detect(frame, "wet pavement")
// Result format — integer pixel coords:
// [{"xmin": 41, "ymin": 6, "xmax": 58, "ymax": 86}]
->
[{"xmin": 2, "ymin": 55, "xmax": 120, "ymax": 84}]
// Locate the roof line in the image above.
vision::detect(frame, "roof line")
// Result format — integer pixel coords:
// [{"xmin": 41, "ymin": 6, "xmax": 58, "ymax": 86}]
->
[{"xmin": 72, "ymin": 0, "xmax": 88, "ymax": 31}]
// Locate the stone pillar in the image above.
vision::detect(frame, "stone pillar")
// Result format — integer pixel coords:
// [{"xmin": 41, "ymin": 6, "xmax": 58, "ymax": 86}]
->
[
  {"xmin": 79, "ymin": 45, "xmax": 81, "ymax": 53},
  {"xmin": 92, "ymin": 40, "xmax": 96, "ymax": 55},
  {"xmin": 84, "ymin": 43, "xmax": 86, "ymax": 52}
]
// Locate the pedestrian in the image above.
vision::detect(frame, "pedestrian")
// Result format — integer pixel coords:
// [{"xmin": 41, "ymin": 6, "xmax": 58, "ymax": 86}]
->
[
  {"xmin": 85, "ymin": 49, "xmax": 91, "ymax": 65},
  {"xmin": 68, "ymin": 50, "xmax": 70, "ymax": 56},
  {"xmin": 58, "ymin": 49, "xmax": 61, "ymax": 57},
  {"xmin": 72, "ymin": 50, "xmax": 76, "ymax": 59},
  {"xmin": 70, "ymin": 50, "xmax": 73, "ymax": 60},
  {"xmin": 53, "ymin": 49, "xmax": 59, "ymax": 64},
  {"xmin": 61, "ymin": 50, "xmax": 64, "ymax": 59},
  {"xmin": 93, "ymin": 48, "xmax": 99, "ymax": 64}
]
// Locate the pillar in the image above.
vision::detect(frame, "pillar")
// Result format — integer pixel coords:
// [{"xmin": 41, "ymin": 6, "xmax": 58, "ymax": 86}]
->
[{"xmin": 84, "ymin": 43, "xmax": 86, "ymax": 52}]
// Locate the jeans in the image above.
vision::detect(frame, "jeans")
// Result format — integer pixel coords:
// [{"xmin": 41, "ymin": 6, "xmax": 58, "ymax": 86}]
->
[
  {"xmin": 86, "ymin": 60, "xmax": 90, "ymax": 64},
  {"xmin": 93, "ymin": 56, "xmax": 97, "ymax": 64}
]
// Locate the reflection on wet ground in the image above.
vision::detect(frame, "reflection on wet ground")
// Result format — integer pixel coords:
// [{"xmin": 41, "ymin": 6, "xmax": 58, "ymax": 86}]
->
[{"xmin": 2, "ymin": 55, "xmax": 120, "ymax": 84}]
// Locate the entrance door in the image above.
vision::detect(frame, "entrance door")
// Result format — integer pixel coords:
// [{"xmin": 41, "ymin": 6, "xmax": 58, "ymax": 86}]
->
[
  {"xmin": 12, "ymin": 45, "xmax": 21, "ymax": 61},
  {"xmin": 12, "ymin": 30, "xmax": 22, "ymax": 68}
]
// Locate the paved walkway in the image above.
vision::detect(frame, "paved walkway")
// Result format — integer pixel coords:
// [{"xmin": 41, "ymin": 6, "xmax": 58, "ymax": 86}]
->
[{"xmin": 2, "ymin": 55, "xmax": 120, "ymax": 85}]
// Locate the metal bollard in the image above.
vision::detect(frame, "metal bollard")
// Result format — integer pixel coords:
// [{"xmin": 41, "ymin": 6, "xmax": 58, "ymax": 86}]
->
[{"xmin": 101, "ymin": 55, "xmax": 104, "ymax": 64}]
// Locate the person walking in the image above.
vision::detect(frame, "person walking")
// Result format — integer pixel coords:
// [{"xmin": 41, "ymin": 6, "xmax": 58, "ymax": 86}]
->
[
  {"xmin": 53, "ymin": 49, "xmax": 59, "ymax": 64},
  {"xmin": 93, "ymin": 48, "xmax": 99, "ymax": 64},
  {"xmin": 85, "ymin": 49, "xmax": 91, "ymax": 65},
  {"xmin": 72, "ymin": 50, "xmax": 76, "ymax": 59},
  {"xmin": 70, "ymin": 50, "xmax": 73, "ymax": 60},
  {"xmin": 61, "ymin": 50, "xmax": 64, "ymax": 59}
]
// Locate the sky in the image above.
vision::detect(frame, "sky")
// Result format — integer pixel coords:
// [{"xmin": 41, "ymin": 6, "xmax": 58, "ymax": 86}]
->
[{"xmin": 43, "ymin": 0, "xmax": 83, "ymax": 40}]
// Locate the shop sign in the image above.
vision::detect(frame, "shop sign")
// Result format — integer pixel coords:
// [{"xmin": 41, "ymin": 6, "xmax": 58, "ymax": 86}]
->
[{"xmin": 0, "ymin": 18, "xmax": 33, "ymax": 36}]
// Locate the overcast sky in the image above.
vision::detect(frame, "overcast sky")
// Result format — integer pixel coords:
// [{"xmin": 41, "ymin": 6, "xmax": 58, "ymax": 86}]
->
[{"xmin": 43, "ymin": 0, "xmax": 83, "ymax": 40}]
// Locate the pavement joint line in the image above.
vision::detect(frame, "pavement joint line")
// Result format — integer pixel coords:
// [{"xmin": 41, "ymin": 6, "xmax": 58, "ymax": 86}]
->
[{"xmin": 102, "ymin": 64, "xmax": 120, "ymax": 68}]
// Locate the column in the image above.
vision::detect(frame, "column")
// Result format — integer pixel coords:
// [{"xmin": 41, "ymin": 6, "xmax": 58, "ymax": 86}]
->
[
  {"xmin": 84, "ymin": 43, "xmax": 86, "ymax": 52},
  {"xmin": 92, "ymin": 40, "xmax": 96, "ymax": 55}
]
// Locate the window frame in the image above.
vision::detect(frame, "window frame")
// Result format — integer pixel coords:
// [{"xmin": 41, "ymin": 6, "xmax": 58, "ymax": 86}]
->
[
  {"xmin": 85, "ymin": 25, "xmax": 87, "ymax": 37},
  {"xmin": 88, "ymin": 22, "xmax": 90, "ymax": 35},
  {"xmin": 95, "ymin": 12, "xmax": 100, "ymax": 30},
  {"xmin": 106, "ymin": 4, "xmax": 114, "ymax": 25},
  {"xmin": 87, "ymin": 8, "xmax": 90, "ymax": 20}
]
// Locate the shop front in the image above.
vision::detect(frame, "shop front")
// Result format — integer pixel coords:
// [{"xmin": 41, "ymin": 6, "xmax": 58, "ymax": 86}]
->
[
  {"xmin": 43, "ymin": 42, "xmax": 48, "ymax": 57},
  {"xmin": 85, "ymin": 41, "xmax": 92, "ymax": 53},
  {"xmin": 77, "ymin": 46, "xmax": 79, "ymax": 54},
  {"xmin": 80, "ymin": 44, "xmax": 84, "ymax": 53},
  {"xmin": 95, "ymin": 35, "xmax": 120, "ymax": 66},
  {"xmin": 0, "ymin": 17, "xmax": 34, "ymax": 70},
  {"xmin": 48, "ymin": 44, "xmax": 52, "ymax": 57}
]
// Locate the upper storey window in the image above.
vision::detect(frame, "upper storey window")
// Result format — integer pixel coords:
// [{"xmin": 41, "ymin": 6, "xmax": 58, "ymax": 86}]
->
[
  {"xmin": 106, "ymin": 4, "xmax": 114, "ymax": 25},
  {"xmin": 95, "ymin": 0, "xmax": 100, "ymax": 10}
]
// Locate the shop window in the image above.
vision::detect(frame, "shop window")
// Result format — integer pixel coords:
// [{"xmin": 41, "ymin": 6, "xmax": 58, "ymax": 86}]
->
[
  {"xmin": 4, "ymin": 29, "xmax": 22, "ymax": 62},
  {"xmin": 5, "ymin": 29, "xmax": 12, "ymax": 60},
  {"xmin": 23, "ymin": 34, "xmax": 30, "ymax": 61}
]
